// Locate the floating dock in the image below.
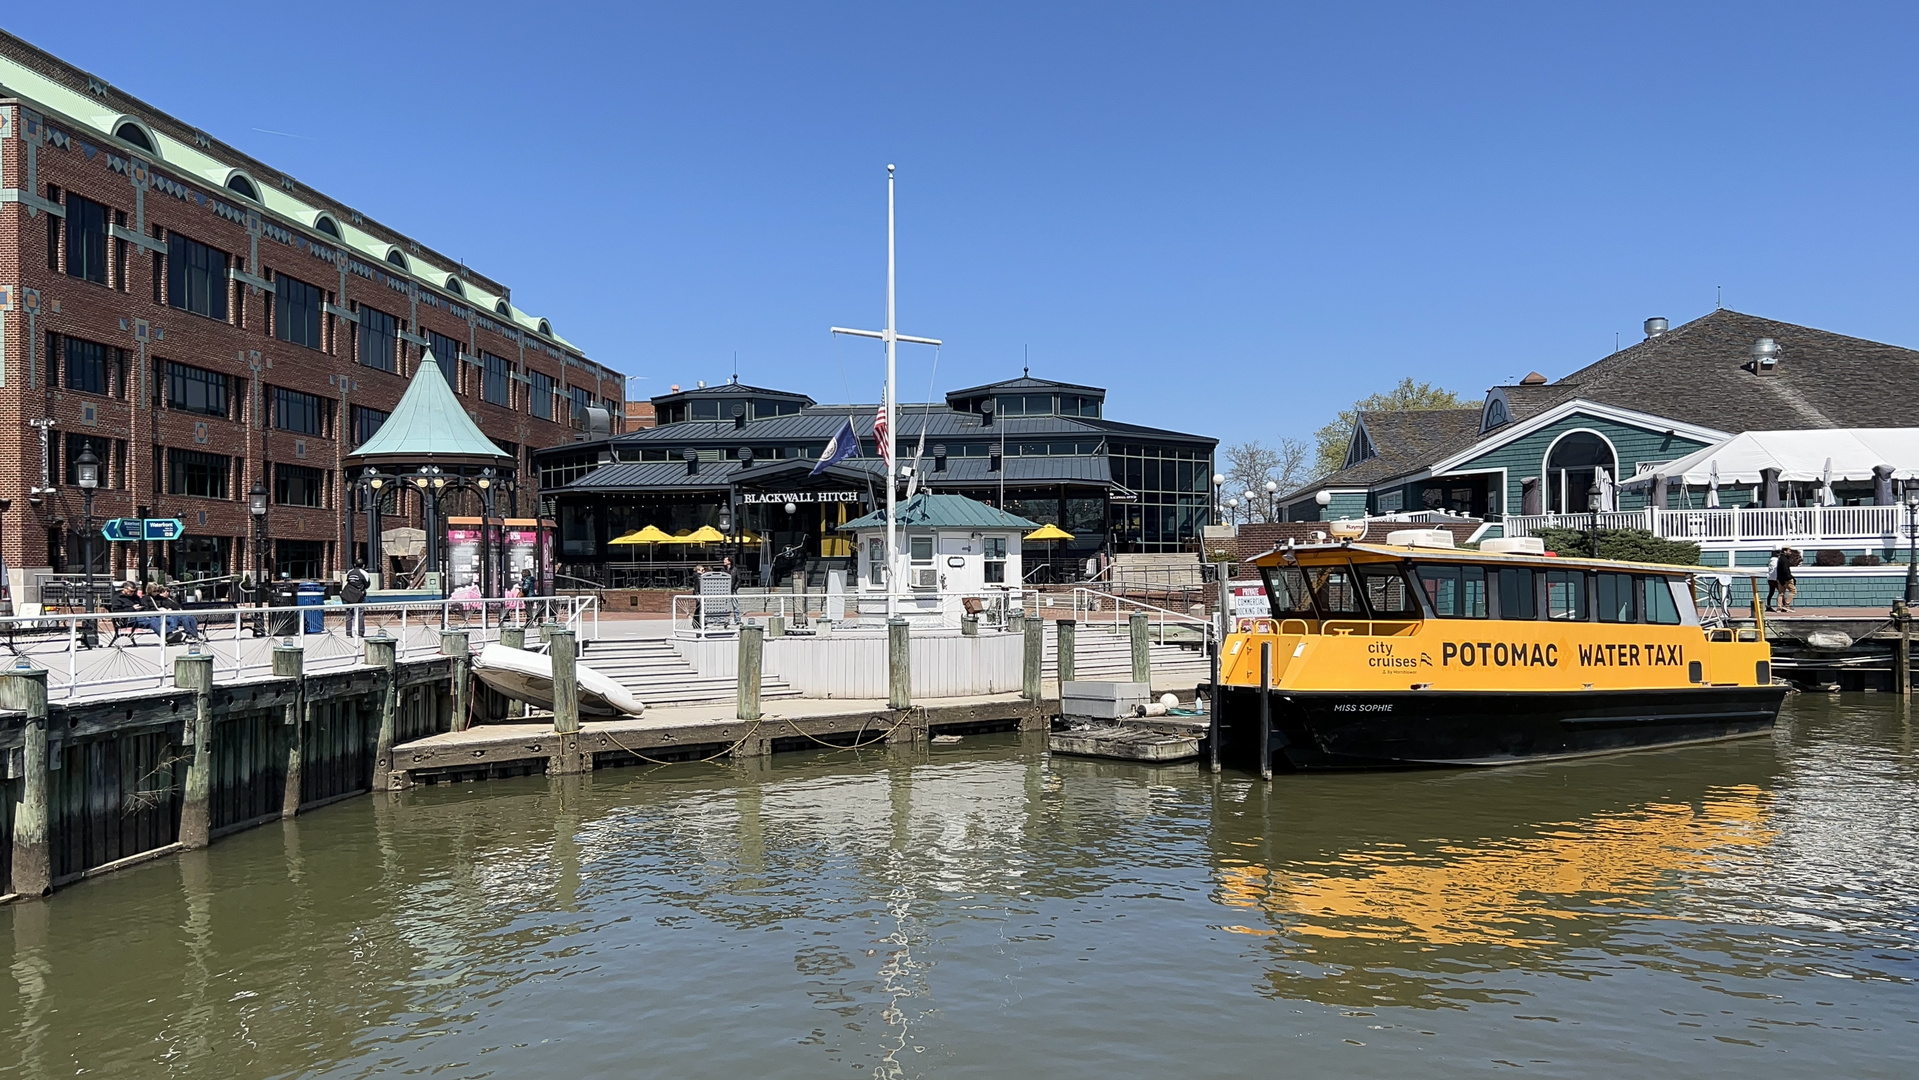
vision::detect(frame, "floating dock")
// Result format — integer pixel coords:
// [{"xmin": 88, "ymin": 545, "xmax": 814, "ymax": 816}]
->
[{"xmin": 1048, "ymin": 723, "xmax": 1201, "ymax": 763}]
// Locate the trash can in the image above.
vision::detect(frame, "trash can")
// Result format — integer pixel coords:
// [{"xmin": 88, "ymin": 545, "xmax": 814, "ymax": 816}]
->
[
  {"xmin": 269, "ymin": 581, "xmax": 300, "ymax": 637},
  {"xmin": 298, "ymin": 581, "xmax": 326, "ymax": 633}
]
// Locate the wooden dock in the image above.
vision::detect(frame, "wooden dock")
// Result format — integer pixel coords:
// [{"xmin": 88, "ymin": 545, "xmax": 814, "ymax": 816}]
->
[{"xmin": 392, "ymin": 693, "xmax": 1055, "ymax": 783}]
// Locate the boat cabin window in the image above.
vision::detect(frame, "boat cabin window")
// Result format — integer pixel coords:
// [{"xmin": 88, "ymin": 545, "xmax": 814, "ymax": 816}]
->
[
  {"xmin": 1546, "ymin": 569, "xmax": 1588, "ymax": 621},
  {"xmin": 1313, "ymin": 567, "xmax": 1365, "ymax": 615},
  {"xmin": 1260, "ymin": 566, "xmax": 1317, "ymax": 616},
  {"xmin": 1415, "ymin": 564, "xmax": 1487, "ymax": 619},
  {"xmin": 1493, "ymin": 567, "xmax": 1536, "ymax": 620},
  {"xmin": 1641, "ymin": 576, "xmax": 1682, "ymax": 624},
  {"xmin": 1358, "ymin": 564, "xmax": 1421, "ymax": 619},
  {"xmin": 1595, "ymin": 572, "xmax": 1637, "ymax": 623}
]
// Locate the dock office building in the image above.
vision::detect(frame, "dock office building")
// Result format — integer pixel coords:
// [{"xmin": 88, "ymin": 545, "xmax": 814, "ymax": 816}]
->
[{"xmin": 537, "ymin": 374, "xmax": 1218, "ymax": 587}]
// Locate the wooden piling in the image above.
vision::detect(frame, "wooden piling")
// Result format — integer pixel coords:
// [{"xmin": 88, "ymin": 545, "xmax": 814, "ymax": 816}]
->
[
  {"xmin": 1023, "ymin": 616, "xmax": 1043, "ymax": 701},
  {"xmin": 738, "ymin": 624, "xmax": 764, "ymax": 721},
  {"xmin": 1130, "ymin": 612, "xmax": 1151, "ymax": 685},
  {"xmin": 498, "ymin": 626, "xmax": 526, "ymax": 718},
  {"xmin": 1896, "ymin": 601, "xmax": 1912, "ymax": 698},
  {"xmin": 273, "ymin": 644, "xmax": 304, "ymax": 819},
  {"xmin": 1057, "ymin": 619, "xmax": 1076, "ymax": 685},
  {"xmin": 175, "ymin": 653, "xmax": 215, "ymax": 849},
  {"xmin": 366, "ymin": 635, "xmax": 399, "ymax": 791},
  {"xmin": 2, "ymin": 662, "xmax": 51, "ymax": 897},
  {"xmin": 1258, "ymin": 641, "xmax": 1273, "ymax": 781},
  {"xmin": 960, "ymin": 614, "xmax": 978, "ymax": 637},
  {"xmin": 548, "ymin": 627, "xmax": 585, "ymax": 775},
  {"xmin": 440, "ymin": 630, "xmax": 471, "ymax": 732},
  {"xmin": 768, "ymin": 615, "xmax": 786, "ymax": 639},
  {"xmin": 1208, "ymin": 627, "xmax": 1221, "ymax": 774},
  {"xmin": 888, "ymin": 618, "xmax": 911, "ymax": 710}
]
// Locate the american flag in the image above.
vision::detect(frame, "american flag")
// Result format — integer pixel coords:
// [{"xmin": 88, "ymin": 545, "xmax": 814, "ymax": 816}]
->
[{"xmin": 874, "ymin": 404, "xmax": 892, "ymax": 468}]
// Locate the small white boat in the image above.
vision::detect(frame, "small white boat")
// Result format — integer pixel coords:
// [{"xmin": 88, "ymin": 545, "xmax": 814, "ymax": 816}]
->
[{"xmin": 471, "ymin": 643, "xmax": 646, "ymax": 717}]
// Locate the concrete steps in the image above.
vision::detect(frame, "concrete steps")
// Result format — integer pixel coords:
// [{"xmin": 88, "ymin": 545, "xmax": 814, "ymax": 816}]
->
[{"xmin": 580, "ymin": 639, "xmax": 801, "ymax": 706}]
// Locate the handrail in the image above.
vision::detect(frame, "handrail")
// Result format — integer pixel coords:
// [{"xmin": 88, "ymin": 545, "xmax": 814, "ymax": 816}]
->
[
  {"xmin": 669, "ymin": 588, "xmax": 1033, "ymax": 639},
  {"xmin": 0, "ymin": 594, "xmax": 597, "ymax": 702}
]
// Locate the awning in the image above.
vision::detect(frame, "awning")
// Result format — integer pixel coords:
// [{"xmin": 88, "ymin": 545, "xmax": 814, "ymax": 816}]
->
[{"xmin": 1618, "ymin": 428, "xmax": 1919, "ymax": 487}]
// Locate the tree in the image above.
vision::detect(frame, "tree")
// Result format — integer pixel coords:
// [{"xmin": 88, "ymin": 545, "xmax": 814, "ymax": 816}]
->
[
  {"xmin": 1222, "ymin": 438, "xmax": 1313, "ymax": 522},
  {"xmin": 1311, "ymin": 377, "xmax": 1468, "ymax": 479}
]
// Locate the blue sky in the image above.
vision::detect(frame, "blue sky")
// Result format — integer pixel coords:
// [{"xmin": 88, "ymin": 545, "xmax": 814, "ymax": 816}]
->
[{"xmin": 14, "ymin": 3, "xmax": 1919, "ymax": 451}]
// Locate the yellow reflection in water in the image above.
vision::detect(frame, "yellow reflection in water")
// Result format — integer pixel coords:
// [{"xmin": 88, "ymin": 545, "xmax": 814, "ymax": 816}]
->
[{"xmin": 1217, "ymin": 785, "xmax": 1774, "ymax": 947}]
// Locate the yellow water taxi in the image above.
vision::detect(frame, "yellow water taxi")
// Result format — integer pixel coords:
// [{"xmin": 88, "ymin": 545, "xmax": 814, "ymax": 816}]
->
[{"xmin": 1215, "ymin": 531, "xmax": 1785, "ymax": 769}]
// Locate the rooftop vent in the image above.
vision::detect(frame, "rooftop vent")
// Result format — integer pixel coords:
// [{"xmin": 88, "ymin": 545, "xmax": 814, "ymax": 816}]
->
[
  {"xmin": 1644, "ymin": 317, "xmax": 1669, "ymax": 338},
  {"xmin": 696, "ymin": 380, "xmax": 707, "ymax": 389},
  {"xmin": 737, "ymin": 446, "xmax": 754, "ymax": 465},
  {"xmin": 683, "ymin": 447, "xmax": 699, "ymax": 475},
  {"xmin": 731, "ymin": 402, "xmax": 746, "ymax": 429},
  {"xmin": 670, "ymin": 384, "xmax": 681, "ymax": 393},
  {"xmin": 932, "ymin": 443, "xmax": 948, "ymax": 472},
  {"xmin": 1519, "ymin": 371, "xmax": 1548, "ymax": 386},
  {"xmin": 1750, "ymin": 337, "xmax": 1779, "ymax": 374}
]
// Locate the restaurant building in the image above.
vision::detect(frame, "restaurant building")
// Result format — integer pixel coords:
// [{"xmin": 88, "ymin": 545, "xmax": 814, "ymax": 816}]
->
[{"xmin": 535, "ymin": 373, "xmax": 1217, "ymax": 586}]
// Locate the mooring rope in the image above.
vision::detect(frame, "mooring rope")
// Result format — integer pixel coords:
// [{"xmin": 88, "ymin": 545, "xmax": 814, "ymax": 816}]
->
[
  {"xmin": 777, "ymin": 708, "xmax": 916, "ymax": 751},
  {"xmin": 595, "ymin": 717, "xmax": 767, "ymax": 766}
]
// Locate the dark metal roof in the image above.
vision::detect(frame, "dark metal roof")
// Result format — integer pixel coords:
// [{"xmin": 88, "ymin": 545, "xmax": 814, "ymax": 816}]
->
[
  {"xmin": 650, "ymin": 380, "xmax": 814, "ymax": 405},
  {"xmin": 945, "ymin": 374, "xmax": 1106, "ymax": 399},
  {"xmin": 586, "ymin": 404, "xmax": 1211, "ymax": 448},
  {"xmin": 558, "ymin": 450, "xmax": 1120, "ymax": 494},
  {"xmin": 562, "ymin": 461, "xmax": 741, "ymax": 491}
]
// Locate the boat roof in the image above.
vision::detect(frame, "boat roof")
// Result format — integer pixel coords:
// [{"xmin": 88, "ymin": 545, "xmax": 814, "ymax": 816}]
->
[{"xmin": 1247, "ymin": 541, "xmax": 1764, "ymax": 577}]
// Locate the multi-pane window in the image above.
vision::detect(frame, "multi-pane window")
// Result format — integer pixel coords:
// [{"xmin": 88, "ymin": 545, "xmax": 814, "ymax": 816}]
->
[
  {"xmin": 61, "ymin": 335, "xmax": 110, "ymax": 395},
  {"xmin": 274, "ymin": 539, "xmax": 326, "ymax": 580},
  {"xmin": 351, "ymin": 405, "xmax": 389, "ymax": 447},
  {"xmin": 1415, "ymin": 564, "xmax": 1488, "ymax": 618},
  {"xmin": 570, "ymin": 386, "xmax": 592, "ymax": 425},
  {"xmin": 983, "ymin": 536, "xmax": 1008, "ymax": 584},
  {"xmin": 169, "ymin": 450, "xmax": 230, "ymax": 499},
  {"xmin": 1107, "ymin": 442, "xmax": 1212, "ymax": 552},
  {"xmin": 274, "ymin": 463, "xmax": 324, "ymax": 507},
  {"xmin": 167, "ymin": 362, "xmax": 229, "ymax": 417},
  {"xmin": 274, "ymin": 272, "xmax": 324, "ymax": 349},
  {"xmin": 1546, "ymin": 570, "xmax": 1589, "ymax": 621},
  {"xmin": 167, "ymin": 232, "xmax": 229, "ymax": 320},
  {"xmin": 481, "ymin": 352, "xmax": 512, "ymax": 407},
  {"xmin": 428, "ymin": 331, "xmax": 463, "ymax": 385},
  {"xmin": 1595, "ymin": 572, "xmax": 1637, "ymax": 623},
  {"xmin": 529, "ymin": 370, "xmax": 555, "ymax": 419},
  {"xmin": 272, "ymin": 386, "xmax": 325, "ymax": 436},
  {"xmin": 1059, "ymin": 394, "xmax": 1102, "ymax": 418},
  {"xmin": 358, "ymin": 306, "xmax": 398, "ymax": 373},
  {"xmin": 63, "ymin": 434, "xmax": 112, "ymax": 487},
  {"xmin": 64, "ymin": 194, "xmax": 109, "ymax": 284}
]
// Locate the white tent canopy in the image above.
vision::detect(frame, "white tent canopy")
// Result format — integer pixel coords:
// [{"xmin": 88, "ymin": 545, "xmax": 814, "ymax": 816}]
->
[{"xmin": 1618, "ymin": 428, "xmax": 1919, "ymax": 488}]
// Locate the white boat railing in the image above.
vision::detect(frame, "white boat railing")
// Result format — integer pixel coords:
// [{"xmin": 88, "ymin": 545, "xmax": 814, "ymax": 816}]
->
[
  {"xmin": 0, "ymin": 595, "xmax": 599, "ymax": 702},
  {"xmin": 1502, "ymin": 505, "xmax": 1907, "ymax": 545},
  {"xmin": 1071, "ymin": 587, "xmax": 1214, "ymax": 644}
]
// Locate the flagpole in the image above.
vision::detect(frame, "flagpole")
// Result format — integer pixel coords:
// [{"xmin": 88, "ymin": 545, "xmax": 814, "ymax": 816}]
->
[{"xmin": 885, "ymin": 163, "xmax": 898, "ymax": 621}]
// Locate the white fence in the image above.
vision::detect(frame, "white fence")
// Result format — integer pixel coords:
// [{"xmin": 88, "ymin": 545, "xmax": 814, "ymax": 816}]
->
[
  {"xmin": 671, "ymin": 589, "xmax": 1032, "ymax": 639},
  {"xmin": 675, "ymin": 632, "xmax": 1025, "ymax": 698},
  {"xmin": 0, "ymin": 596, "xmax": 599, "ymax": 702},
  {"xmin": 1504, "ymin": 505, "xmax": 1908, "ymax": 546}
]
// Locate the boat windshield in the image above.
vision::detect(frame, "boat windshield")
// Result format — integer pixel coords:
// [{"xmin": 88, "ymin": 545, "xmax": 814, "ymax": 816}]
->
[{"xmin": 1260, "ymin": 561, "xmax": 1422, "ymax": 620}]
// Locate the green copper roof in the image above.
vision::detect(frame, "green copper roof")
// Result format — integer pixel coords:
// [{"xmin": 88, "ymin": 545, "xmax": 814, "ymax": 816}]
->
[
  {"xmin": 839, "ymin": 493, "xmax": 1039, "ymax": 531},
  {"xmin": 345, "ymin": 351, "xmax": 512, "ymax": 464}
]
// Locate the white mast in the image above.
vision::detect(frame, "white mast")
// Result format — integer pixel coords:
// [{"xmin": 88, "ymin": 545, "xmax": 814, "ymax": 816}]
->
[{"xmin": 831, "ymin": 163, "xmax": 941, "ymax": 621}]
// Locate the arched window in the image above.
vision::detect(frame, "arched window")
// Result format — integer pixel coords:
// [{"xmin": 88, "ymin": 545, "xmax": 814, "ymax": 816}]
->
[
  {"xmin": 314, "ymin": 214, "xmax": 342, "ymax": 239},
  {"xmin": 445, "ymin": 276, "xmax": 464, "ymax": 297},
  {"xmin": 538, "ymin": 319, "xmax": 552, "ymax": 336},
  {"xmin": 114, "ymin": 121, "xmax": 155, "ymax": 153},
  {"xmin": 1482, "ymin": 398, "xmax": 1508, "ymax": 431},
  {"xmin": 495, "ymin": 299, "xmax": 510, "ymax": 316},
  {"xmin": 1544, "ymin": 431, "xmax": 1618, "ymax": 513},
  {"xmin": 384, "ymin": 248, "xmax": 409, "ymax": 270},
  {"xmin": 226, "ymin": 173, "xmax": 259, "ymax": 201}
]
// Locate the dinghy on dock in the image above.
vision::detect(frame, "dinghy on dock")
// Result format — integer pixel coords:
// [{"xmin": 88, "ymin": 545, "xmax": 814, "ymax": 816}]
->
[{"xmin": 471, "ymin": 643, "xmax": 647, "ymax": 717}]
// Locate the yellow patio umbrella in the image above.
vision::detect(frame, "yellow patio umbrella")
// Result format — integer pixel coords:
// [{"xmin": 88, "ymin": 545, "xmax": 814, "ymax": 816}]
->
[
  {"xmin": 629, "ymin": 525, "xmax": 675, "ymax": 544},
  {"xmin": 607, "ymin": 530, "xmax": 653, "ymax": 545},
  {"xmin": 1024, "ymin": 523, "xmax": 1075, "ymax": 580},
  {"xmin": 683, "ymin": 525, "xmax": 728, "ymax": 544}
]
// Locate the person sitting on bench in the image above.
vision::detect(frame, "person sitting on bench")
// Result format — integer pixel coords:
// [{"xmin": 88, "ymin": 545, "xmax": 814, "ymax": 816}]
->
[
  {"xmin": 147, "ymin": 584, "xmax": 203, "ymax": 643},
  {"xmin": 107, "ymin": 580, "xmax": 164, "ymax": 640}
]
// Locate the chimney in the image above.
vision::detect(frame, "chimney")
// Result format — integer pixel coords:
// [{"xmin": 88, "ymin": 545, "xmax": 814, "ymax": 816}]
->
[
  {"xmin": 932, "ymin": 443, "xmax": 948, "ymax": 472},
  {"xmin": 1644, "ymin": 317, "xmax": 1669, "ymax": 338},
  {"xmin": 1750, "ymin": 337, "xmax": 1779, "ymax": 375},
  {"xmin": 683, "ymin": 447, "xmax": 699, "ymax": 475}
]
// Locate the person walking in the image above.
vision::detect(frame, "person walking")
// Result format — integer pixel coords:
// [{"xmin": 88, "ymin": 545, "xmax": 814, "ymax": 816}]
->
[
  {"xmin": 1765, "ymin": 549, "xmax": 1782, "ymax": 611},
  {"xmin": 1778, "ymin": 547, "xmax": 1799, "ymax": 612},
  {"xmin": 341, "ymin": 565, "xmax": 369, "ymax": 637}
]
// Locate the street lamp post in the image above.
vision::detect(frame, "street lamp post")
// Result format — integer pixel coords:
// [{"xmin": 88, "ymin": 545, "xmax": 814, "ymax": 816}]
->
[
  {"xmin": 1264, "ymin": 480, "xmax": 1278, "ymax": 522},
  {"xmin": 75, "ymin": 444, "xmax": 100, "ymax": 620},
  {"xmin": 249, "ymin": 480, "xmax": 269, "ymax": 614},
  {"xmin": 1211, "ymin": 473, "xmax": 1225, "ymax": 527},
  {"xmin": 1904, "ymin": 486, "xmax": 1919, "ymax": 606},
  {"xmin": 1587, "ymin": 479, "xmax": 1603, "ymax": 558},
  {"xmin": 1225, "ymin": 497, "xmax": 1240, "ymax": 525}
]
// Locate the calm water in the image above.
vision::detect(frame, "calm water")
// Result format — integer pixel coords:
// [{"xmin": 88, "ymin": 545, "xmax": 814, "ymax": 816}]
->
[{"xmin": 4, "ymin": 697, "xmax": 1916, "ymax": 1079}]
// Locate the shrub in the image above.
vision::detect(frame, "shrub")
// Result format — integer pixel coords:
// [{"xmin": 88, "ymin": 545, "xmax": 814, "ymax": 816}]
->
[
  {"xmin": 1529, "ymin": 527, "xmax": 1702, "ymax": 566},
  {"xmin": 1814, "ymin": 549, "xmax": 1848, "ymax": 567},
  {"xmin": 1851, "ymin": 553, "xmax": 1885, "ymax": 567}
]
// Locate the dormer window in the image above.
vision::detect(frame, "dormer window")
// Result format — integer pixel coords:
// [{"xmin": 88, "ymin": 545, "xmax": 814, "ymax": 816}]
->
[
  {"xmin": 113, "ymin": 121, "xmax": 156, "ymax": 155},
  {"xmin": 384, "ymin": 248, "xmax": 409, "ymax": 270},
  {"xmin": 1482, "ymin": 397, "xmax": 1509, "ymax": 431},
  {"xmin": 1344, "ymin": 421, "xmax": 1376, "ymax": 469},
  {"xmin": 444, "ymin": 276, "xmax": 464, "ymax": 297},
  {"xmin": 225, "ymin": 173, "xmax": 259, "ymax": 201},
  {"xmin": 314, "ymin": 214, "xmax": 341, "ymax": 239},
  {"xmin": 495, "ymin": 300, "xmax": 511, "ymax": 316}
]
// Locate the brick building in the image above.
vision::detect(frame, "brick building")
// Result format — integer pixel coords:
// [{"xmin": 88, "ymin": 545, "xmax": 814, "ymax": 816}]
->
[{"xmin": 0, "ymin": 31, "xmax": 623, "ymax": 600}]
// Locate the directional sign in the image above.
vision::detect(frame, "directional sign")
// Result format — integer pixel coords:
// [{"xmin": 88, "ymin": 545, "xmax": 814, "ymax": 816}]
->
[{"xmin": 101, "ymin": 518, "xmax": 186, "ymax": 542}]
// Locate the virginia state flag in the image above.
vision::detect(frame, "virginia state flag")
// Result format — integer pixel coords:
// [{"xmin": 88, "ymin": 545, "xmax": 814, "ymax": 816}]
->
[{"xmin": 810, "ymin": 417, "xmax": 862, "ymax": 475}]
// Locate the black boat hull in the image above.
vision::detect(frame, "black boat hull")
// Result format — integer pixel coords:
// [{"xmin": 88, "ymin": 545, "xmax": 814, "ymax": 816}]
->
[{"xmin": 1214, "ymin": 685, "xmax": 1787, "ymax": 770}]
